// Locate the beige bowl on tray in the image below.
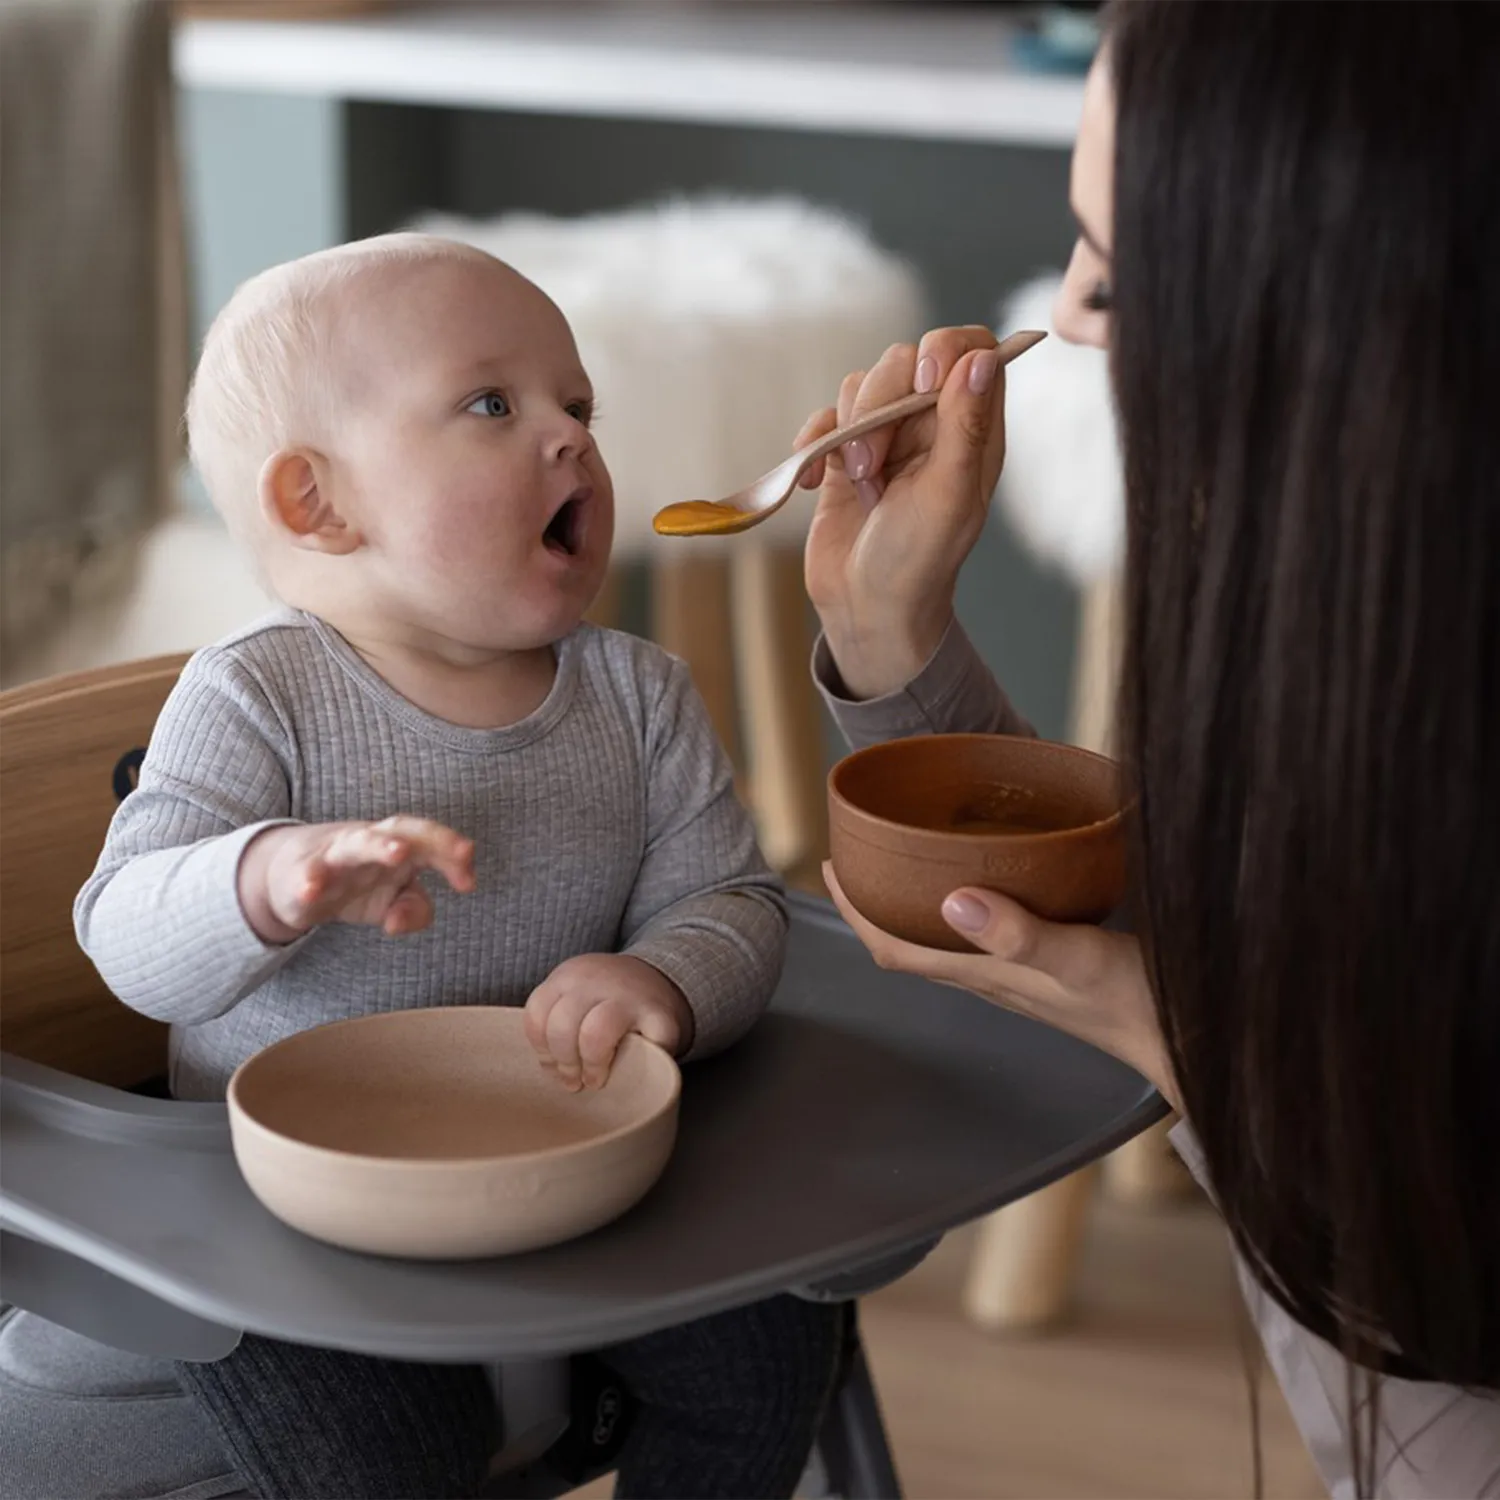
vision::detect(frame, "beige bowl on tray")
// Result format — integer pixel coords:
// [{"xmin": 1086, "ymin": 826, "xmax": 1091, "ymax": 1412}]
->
[{"xmin": 227, "ymin": 1007, "xmax": 681, "ymax": 1260}]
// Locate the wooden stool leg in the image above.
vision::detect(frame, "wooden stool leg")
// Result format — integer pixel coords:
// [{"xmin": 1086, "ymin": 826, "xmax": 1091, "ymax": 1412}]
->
[
  {"xmin": 650, "ymin": 554, "xmax": 744, "ymax": 782},
  {"xmin": 1103, "ymin": 1116, "xmax": 1193, "ymax": 1204},
  {"xmin": 729, "ymin": 545, "xmax": 829, "ymax": 891},
  {"xmin": 961, "ymin": 572, "xmax": 1126, "ymax": 1332},
  {"xmin": 962, "ymin": 1167, "xmax": 1099, "ymax": 1331},
  {"xmin": 1063, "ymin": 571, "xmax": 1193, "ymax": 1205},
  {"xmin": 1069, "ymin": 569, "xmax": 1122, "ymax": 757}
]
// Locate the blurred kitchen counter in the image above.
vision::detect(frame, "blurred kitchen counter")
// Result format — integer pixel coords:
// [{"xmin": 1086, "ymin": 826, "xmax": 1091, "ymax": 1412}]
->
[{"xmin": 174, "ymin": 3, "xmax": 1084, "ymax": 145}]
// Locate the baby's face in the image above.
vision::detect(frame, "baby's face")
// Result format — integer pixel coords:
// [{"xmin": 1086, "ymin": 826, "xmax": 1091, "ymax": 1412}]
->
[{"xmin": 330, "ymin": 257, "xmax": 613, "ymax": 652}]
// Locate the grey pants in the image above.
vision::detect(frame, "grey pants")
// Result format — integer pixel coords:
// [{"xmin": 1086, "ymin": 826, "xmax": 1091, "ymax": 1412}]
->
[{"xmin": 176, "ymin": 1295, "xmax": 849, "ymax": 1500}]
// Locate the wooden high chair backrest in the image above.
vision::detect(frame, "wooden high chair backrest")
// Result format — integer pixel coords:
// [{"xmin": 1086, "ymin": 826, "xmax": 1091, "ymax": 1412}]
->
[{"xmin": 0, "ymin": 654, "xmax": 190, "ymax": 1087}]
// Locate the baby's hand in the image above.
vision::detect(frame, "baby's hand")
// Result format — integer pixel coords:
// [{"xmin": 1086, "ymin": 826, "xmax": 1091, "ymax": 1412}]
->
[
  {"xmin": 238, "ymin": 817, "xmax": 475, "ymax": 945},
  {"xmin": 524, "ymin": 954, "xmax": 694, "ymax": 1091}
]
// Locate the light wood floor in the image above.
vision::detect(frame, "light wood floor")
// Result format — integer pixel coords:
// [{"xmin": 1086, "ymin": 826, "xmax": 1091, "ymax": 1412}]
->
[
  {"xmin": 578, "ymin": 1190, "xmax": 1323, "ymax": 1500},
  {"xmin": 857, "ymin": 1195, "xmax": 1324, "ymax": 1499}
]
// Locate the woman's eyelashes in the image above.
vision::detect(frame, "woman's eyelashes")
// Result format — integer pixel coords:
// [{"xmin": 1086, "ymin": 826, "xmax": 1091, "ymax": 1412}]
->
[{"xmin": 1082, "ymin": 280, "xmax": 1114, "ymax": 313}]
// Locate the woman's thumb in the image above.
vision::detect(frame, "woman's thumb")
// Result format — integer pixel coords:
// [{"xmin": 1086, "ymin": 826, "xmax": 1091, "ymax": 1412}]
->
[{"xmin": 941, "ymin": 887, "xmax": 1037, "ymax": 960}]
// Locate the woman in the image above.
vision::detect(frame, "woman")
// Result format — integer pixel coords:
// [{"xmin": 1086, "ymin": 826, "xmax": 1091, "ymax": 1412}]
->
[{"xmin": 801, "ymin": 4, "xmax": 1500, "ymax": 1496}]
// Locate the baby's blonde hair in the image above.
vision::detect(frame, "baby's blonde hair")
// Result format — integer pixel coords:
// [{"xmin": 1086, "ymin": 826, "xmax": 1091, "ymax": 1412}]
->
[{"xmin": 186, "ymin": 232, "xmax": 492, "ymax": 536}]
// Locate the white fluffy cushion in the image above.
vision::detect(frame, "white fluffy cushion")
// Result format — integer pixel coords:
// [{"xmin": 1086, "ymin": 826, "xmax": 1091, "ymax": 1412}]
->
[
  {"xmin": 993, "ymin": 274, "xmax": 1123, "ymax": 585},
  {"xmin": 417, "ymin": 197, "xmax": 927, "ymax": 554}
]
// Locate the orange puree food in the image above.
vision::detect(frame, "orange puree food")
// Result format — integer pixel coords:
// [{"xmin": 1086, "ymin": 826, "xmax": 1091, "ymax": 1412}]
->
[{"xmin": 651, "ymin": 499, "xmax": 752, "ymax": 536}]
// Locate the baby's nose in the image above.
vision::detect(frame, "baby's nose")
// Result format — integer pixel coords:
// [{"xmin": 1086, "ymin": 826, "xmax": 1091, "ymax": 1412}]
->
[{"xmin": 547, "ymin": 417, "xmax": 592, "ymax": 460}]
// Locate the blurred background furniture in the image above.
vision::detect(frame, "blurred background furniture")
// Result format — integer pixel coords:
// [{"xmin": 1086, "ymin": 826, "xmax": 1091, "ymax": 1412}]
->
[
  {"xmin": 174, "ymin": 0, "xmax": 393, "ymax": 17},
  {"xmin": 171, "ymin": 2, "xmax": 1090, "ymax": 746},
  {"xmin": 0, "ymin": 0, "xmax": 186, "ymax": 683}
]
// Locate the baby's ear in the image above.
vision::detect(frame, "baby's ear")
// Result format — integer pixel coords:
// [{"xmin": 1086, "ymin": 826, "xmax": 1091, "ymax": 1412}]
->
[{"xmin": 259, "ymin": 448, "xmax": 361, "ymax": 555}]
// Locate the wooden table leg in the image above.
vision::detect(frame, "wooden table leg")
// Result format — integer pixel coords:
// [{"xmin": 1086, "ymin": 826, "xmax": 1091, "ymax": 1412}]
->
[{"xmin": 730, "ymin": 545, "xmax": 829, "ymax": 888}]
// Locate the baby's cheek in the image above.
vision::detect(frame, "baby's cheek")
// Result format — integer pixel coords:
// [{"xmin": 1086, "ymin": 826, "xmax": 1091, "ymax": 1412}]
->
[{"xmin": 429, "ymin": 511, "xmax": 501, "ymax": 569}]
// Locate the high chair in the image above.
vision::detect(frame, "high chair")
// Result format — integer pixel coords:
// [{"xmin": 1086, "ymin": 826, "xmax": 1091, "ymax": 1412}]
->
[
  {"xmin": 0, "ymin": 655, "xmax": 899, "ymax": 1499},
  {"xmin": 0, "ymin": 656, "xmax": 1163, "ymax": 1500}
]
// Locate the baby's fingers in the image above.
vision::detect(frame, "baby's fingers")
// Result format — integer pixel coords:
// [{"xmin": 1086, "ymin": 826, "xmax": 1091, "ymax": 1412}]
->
[
  {"xmin": 523, "ymin": 982, "xmax": 559, "ymax": 1061},
  {"xmin": 578, "ymin": 1000, "xmax": 633, "ymax": 1090},
  {"xmin": 543, "ymin": 990, "xmax": 596, "ymax": 1092},
  {"xmin": 381, "ymin": 884, "xmax": 434, "ymax": 937},
  {"xmin": 321, "ymin": 823, "xmax": 413, "ymax": 873},
  {"xmin": 278, "ymin": 850, "xmax": 359, "ymax": 927},
  {"xmin": 523, "ymin": 981, "xmax": 595, "ymax": 1090},
  {"xmin": 370, "ymin": 816, "xmax": 475, "ymax": 893}
]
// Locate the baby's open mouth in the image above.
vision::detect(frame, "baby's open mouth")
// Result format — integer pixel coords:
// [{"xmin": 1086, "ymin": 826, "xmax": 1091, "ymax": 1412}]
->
[{"xmin": 543, "ymin": 489, "xmax": 590, "ymax": 558}]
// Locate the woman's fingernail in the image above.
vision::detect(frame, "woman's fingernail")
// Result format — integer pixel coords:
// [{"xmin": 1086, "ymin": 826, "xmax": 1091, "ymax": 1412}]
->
[
  {"xmin": 915, "ymin": 355, "xmax": 938, "ymax": 394},
  {"xmin": 943, "ymin": 893, "xmax": 989, "ymax": 934},
  {"xmin": 968, "ymin": 351, "xmax": 999, "ymax": 395},
  {"xmin": 844, "ymin": 438, "xmax": 872, "ymax": 480},
  {"xmin": 855, "ymin": 478, "xmax": 883, "ymax": 511}
]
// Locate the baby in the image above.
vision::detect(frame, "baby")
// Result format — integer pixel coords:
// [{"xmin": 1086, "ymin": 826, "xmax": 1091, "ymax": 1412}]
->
[{"xmin": 75, "ymin": 234, "xmax": 843, "ymax": 1500}]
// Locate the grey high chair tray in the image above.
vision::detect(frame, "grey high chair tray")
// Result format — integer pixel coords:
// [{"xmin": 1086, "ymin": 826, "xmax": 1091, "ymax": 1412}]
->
[{"xmin": 0, "ymin": 895, "xmax": 1165, "ymax": 1363}]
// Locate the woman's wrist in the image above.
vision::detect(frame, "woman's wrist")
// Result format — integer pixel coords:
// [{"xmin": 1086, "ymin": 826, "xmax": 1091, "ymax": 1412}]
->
[{"xmin": 820, "ymin": 606, "xmax": 954, "ymax": 703}]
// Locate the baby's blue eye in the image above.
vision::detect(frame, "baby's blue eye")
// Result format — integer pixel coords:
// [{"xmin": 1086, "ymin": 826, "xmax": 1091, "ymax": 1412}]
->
[{"xmin": 467, "ymin": 392, "xmax": 510, "ymax": 418}]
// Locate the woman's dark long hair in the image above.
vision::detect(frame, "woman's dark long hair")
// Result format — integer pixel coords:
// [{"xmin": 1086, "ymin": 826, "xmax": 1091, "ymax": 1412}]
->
[{"xmin": 1110, "ymin": 0, "xmax": 1500, "ymax": 1417}]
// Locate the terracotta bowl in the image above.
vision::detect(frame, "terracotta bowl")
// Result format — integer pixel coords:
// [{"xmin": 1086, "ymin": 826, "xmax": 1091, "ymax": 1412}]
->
[
  {"xmin": 828, "ymin": 734, "xmax": 1128, "ymax": 951},
  {"xmin": 227, "ymin": 1007, "xmax": 681, "ymax": 1260}
]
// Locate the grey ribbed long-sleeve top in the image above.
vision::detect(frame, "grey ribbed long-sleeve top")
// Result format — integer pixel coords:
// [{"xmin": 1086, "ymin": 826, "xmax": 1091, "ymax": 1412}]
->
[{"xmin": 75, "ymin": 610, "xmax": 786, "ymax": 1101}]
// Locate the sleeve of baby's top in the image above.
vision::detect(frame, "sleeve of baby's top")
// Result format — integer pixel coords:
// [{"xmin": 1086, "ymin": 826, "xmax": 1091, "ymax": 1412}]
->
[
  {"xmin": 620, "ymin": 656, "xmax": 789, "ymax": 1062},
  {"xmin": 73, "ymin": 648, "xmax": 307, "ymax": 1026},
  {"xmin": 1170, "ymin": 1121, "xmax": 1500, "ymax": 1498},
  {"xmin": 812, "ymin": 619, "xmax": 1035, "ymax": 750}
]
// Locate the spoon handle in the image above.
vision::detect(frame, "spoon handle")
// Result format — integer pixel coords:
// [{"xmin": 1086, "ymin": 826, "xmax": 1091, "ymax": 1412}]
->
[{"xmin": 790, "ymin": 328, "xmax": 1048, "ymax": 474}]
